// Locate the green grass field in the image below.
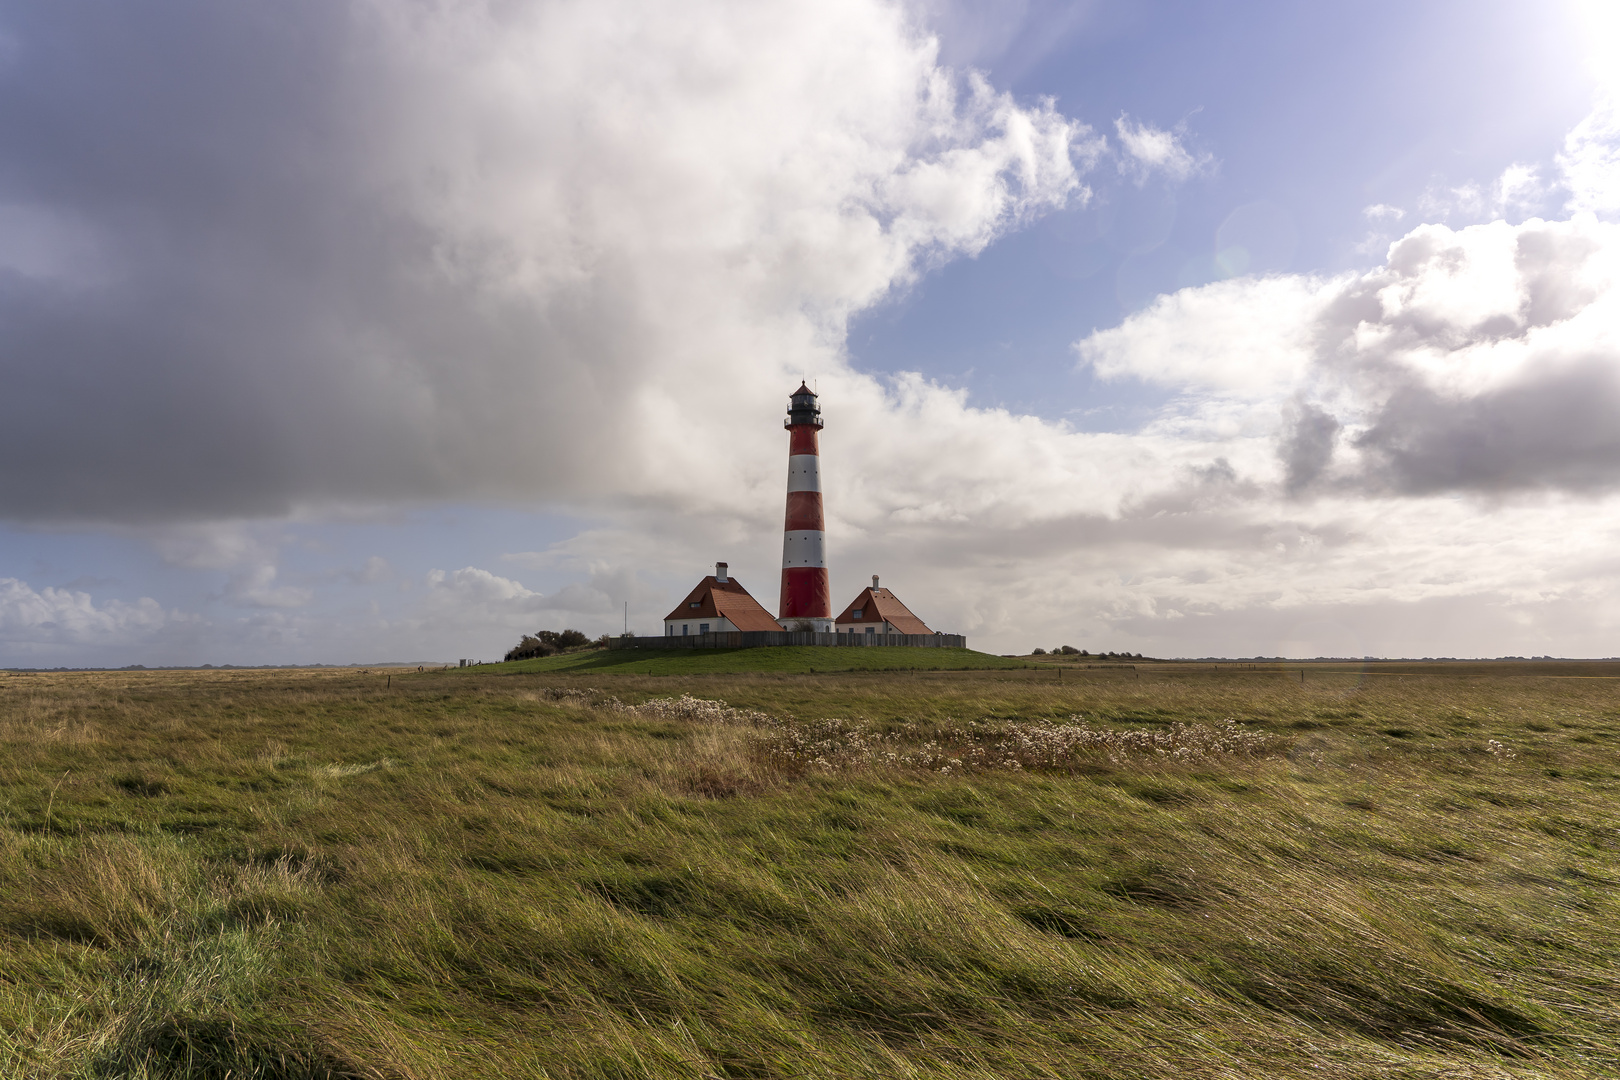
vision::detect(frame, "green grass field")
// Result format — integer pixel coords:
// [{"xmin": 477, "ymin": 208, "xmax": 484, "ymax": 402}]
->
[
  {"xmin": 485, "ymin": 645, "xmax": 1026, "ymax": 675},
  {"xmin": 2, "ymin": 662, "xmax": 1619, "ymax": 1077}
]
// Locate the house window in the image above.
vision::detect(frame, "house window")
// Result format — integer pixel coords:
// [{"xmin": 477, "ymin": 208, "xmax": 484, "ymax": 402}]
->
[
  {"xmin": 690, "ymin": 601, "xmax": 700, "ymax": 608},
  {"xmin": 864, "ymin": 625, "xmax": 874, "ymax": 635},
  {"xmin": 700, "ymin": 623, "xmax": 710, "ymax": 634},
  {"xmin": 667, "ymin": 626, "xmax": 673, "ymax": 636},
  {"xmin": 682, "ymin": 624, "xmax": 689, "ymax": 635},
  {"xmin": 852, "ymin": 609, "xmax": 863, "ymax": 619}
]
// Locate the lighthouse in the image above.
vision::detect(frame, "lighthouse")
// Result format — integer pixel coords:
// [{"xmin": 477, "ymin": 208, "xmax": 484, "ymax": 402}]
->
[{"xmin": 778, "ymin": 383, "xmax": 833, "ymax": 630}]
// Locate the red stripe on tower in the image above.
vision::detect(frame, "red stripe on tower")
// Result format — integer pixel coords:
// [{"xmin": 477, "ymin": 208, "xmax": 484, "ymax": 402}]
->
[{"xmin": 779, "ymin": 382, "xmax": 831, "ymax": 629}]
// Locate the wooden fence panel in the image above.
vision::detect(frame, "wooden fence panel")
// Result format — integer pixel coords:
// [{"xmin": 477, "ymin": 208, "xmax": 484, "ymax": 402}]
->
[{"xmin": 611, "ymin": 632, "xmax": 967, "ymax": 651}]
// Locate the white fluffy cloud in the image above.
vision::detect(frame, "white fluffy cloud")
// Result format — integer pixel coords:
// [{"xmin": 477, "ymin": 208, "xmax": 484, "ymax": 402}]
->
[
  {"xmin": 1561, "ymin": 97, "xmax": 1620, "ymax": 215},
  {"xmin": 0, "ymin": 579, "xmax": 184, "ymax": 647},
  {"xmin": 1082, "ymin": 213, "xmax": 1620, "ymax": 496}
]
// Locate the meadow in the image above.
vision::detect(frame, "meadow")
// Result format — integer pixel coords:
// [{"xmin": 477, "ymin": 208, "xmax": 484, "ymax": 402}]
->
[{"xmin": 1, "ymin": 656, "xmax": 1618, "ymax": 1078}]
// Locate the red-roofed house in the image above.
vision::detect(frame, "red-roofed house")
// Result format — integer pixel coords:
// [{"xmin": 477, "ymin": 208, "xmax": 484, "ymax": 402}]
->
[
  {"xmin": 834, "ymin": 575, "xmax": 933, "ymax": 637},
  {"xmin": 663, "ymin": 563, "xmax": 782, "ymax": 636}
]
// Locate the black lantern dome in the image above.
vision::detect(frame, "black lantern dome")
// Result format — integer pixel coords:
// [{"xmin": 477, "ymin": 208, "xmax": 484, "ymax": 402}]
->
[{"xmin": 785, "ymin": 382, "xmax": 823, "ymax": 429}]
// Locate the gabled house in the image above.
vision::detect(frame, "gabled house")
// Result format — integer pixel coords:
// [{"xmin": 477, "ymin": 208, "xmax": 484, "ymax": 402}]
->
[
  {"xmin": 834, "ymin": 575, "xmax": 933, "ymax": 636},
  {"xmin": 663, "ymin": 563, "xmax": 782, "ymax": 636}
]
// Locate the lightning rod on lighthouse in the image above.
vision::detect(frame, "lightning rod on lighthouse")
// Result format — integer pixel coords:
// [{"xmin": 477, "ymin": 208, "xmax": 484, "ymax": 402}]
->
[{"xmin": 778, "ymin": 382, "xmax": 833, "ymax": 631}]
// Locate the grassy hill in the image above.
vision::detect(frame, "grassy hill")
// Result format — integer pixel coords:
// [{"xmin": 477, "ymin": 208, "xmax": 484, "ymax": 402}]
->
[
  {"xmin": 486, "ymin": 644, "xmax": 1026, "ymax": 675},
  {"xmin": 2, "ymin": 663, "xmax": 1618, "ymax": 1077}
]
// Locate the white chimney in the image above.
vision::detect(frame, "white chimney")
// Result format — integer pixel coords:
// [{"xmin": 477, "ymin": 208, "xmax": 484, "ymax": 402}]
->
[
  {"xmin": 716, "ymin": 562, "xmax": 729, "ymax": 583},
  {"xmin": 872, "ymin": 574, "xmax": 880, "ymax": 589}
]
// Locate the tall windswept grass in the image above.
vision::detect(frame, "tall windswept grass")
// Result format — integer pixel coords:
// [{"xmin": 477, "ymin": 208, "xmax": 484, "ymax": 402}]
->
[{"xmin": 1, "ymin": 663, "xmax": 1618, "ymax": 1077}]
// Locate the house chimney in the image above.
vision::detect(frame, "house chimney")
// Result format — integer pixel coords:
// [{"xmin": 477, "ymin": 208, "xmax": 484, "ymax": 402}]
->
[
  {"xmin": 716, "ymin": 562, "xmax": 728, "ymax": 583},
  {"xmin": 872, "ymin": 575, "xmax": 879, "ymax": 590}
]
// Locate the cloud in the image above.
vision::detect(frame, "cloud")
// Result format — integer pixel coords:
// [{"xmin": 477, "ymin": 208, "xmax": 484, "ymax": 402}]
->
[
  {"xmin": 1080, "ymin": 211, "xmax": 1620, "ymax": 498},
  {"xmin": 1415, "ymin": 94, "xmax": 1620, "ymax": 229},
  {"xmin": 221, "ymin": 564, "xmax": 313, "ymax": 609},
  {"xmin": 1077, "ymin": 273, "xmax": 1326, "ymax": 393},
  {"xmin": 367, "ymin": 92, "xmax": 1620, "ymax": 659},
  {"xmin": 144, "ymin": 522, "xmax": 282, "ymax": 571},
  {"xmin": 1280, "ymin": 401, "xmax": 1340, "ymax": 495},
  {"xmin": 344, "ymin": 555, "xmax": 390, "ymax": 585},
  {"xmin": 1113, "ymin": 115, "xmax": 1212, "ymax": 184},
  {"xmin": 1559, "ymin": 96, "xmax": 1620, "ymax": 215},
  {"xmin": 1417, "ymin": 164, "xmax": 1548, "ymax": 224},
  {"xmin": 0, "ymin": 578, "xmax": 185, "ymax": 647},
  {"xmin": 425, "ymin": 563, "xmax": 645, "ymax": 620},
  {"xmin": 4, "ymin": 7, "xmax": 1620, "ymax": 663},
  {"xmin": 0, "ymin": 0, "xmax": 1095, "ymax": 524}
]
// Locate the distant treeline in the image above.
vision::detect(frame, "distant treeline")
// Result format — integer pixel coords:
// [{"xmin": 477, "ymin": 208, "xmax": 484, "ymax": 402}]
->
[{"xmin": 1031, "ymin": 646, "xmax": 1145, "ymax": 659}]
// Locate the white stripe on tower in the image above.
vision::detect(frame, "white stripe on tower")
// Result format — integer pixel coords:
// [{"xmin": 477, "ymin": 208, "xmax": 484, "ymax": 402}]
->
[
  {"xmin": 786, "ymin": 455, "xmax": 821, "ymax": 492},
  {"xmin": 781, "ymin": 531, "xmax": 825, "ymax": 566}
]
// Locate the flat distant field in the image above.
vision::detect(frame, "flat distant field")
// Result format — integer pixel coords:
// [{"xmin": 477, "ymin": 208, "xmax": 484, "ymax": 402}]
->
[
  {"xmin": 489, "ymin": 644, "xmax": 1026, "ymax": 674},
  {"xmin": 2, "ymin": 661, "xmax": 1619, "ymax": 1078}
]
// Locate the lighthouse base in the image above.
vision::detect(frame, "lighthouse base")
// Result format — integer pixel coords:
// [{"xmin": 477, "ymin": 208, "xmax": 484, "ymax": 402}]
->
[{"xmin": 777, "ymin": 617, "xmax": 834, "ymax": 633}]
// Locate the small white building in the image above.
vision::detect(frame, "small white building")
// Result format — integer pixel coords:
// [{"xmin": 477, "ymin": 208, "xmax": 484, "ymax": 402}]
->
[
  {"xmin": 663, "ymin": 563, "xmax": 783, "ymax": 636},
  {"xmin": 833, "ymin": 575, "xmax": 934, "ymax": 637}
]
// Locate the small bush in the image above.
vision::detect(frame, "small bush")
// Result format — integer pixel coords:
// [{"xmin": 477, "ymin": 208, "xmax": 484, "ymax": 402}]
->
[
  {"xmin": 505, "ymin": 628, "xmax": 595, "ymax": 661},
  {"xmin": 1031, "ymin": 648, "xmax": 1047, "ymax": 656}
]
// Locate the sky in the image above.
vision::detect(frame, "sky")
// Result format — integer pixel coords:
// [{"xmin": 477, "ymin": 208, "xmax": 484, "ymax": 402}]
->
[{"xmin": 2, "ymin": 0, "xmax": 1620, "ymax": 665}]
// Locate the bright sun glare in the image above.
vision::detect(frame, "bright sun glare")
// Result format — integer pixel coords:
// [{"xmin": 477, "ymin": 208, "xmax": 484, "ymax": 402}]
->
[{"xmin": 1570, "ymin": 0, "xmax": 1620, "ymax": 91}]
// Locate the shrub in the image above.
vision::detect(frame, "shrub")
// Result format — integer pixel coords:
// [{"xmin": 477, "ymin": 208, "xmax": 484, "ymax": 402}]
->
[
  {"xmin": 1031, "ymin": 648, "xmax": 1047, "ymax": 656},
  {"xmin": 1059, "ymin": 645, "xmax": 1080, "ymax": 655},
  {"xmin": 505, "ymin": 636, "xmax": 554, "ymax": 662},
  {"xmin": 505, "ymin": 628, "xmax": 594, "ymax": 661}
]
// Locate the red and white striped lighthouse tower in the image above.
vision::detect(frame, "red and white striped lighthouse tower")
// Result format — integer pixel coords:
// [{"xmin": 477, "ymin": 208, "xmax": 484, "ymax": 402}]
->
[{"xmin": 778, "ymin": 382, "xmax": 832, "ymax": 630}]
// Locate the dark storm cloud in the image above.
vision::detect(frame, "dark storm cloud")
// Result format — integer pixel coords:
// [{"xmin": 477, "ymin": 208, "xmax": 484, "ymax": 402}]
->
[
  {"xmin": 1351, "ymin": 356, "xmax": 1620, "ymax": 495},
  {"xmin": 0, "ymin": 0, "xmax": 1093, "ymax": 524},
  {"xmin": 1286, "ymin": 218, "xmax": 1620, "ymax": 497},
  {"xmin": 1280, "ymin": 401, "xmax": 1340, "ymax": 495},
  {"xmin": 0, "ymin": 1, "xmax": 634, "ymax": 520}
]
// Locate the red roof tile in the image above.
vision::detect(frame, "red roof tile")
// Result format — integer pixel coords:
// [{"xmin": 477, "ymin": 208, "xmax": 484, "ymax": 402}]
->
[
  {"xmin": 663, "ymin": 576, "xmax": 782, "ymax": 632},
  {"xmin": 833, "ymin": 586, "xmax": 932, "ymax": 634}
]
